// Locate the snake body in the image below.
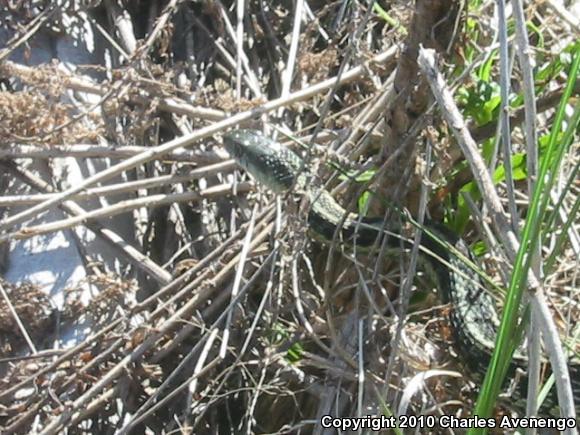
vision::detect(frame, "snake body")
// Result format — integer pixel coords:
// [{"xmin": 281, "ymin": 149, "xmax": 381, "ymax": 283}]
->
[{"xmin": 223, "ymin": 128, "xmax": 579, "ymax": 414}]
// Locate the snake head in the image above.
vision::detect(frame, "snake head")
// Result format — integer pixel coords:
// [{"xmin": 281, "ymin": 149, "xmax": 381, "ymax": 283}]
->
[
  {"xmin": 223, "ymin": 129, "xmax": 272, "ymax": 162},
  {"xmin": 223, "ymin": 129, "xmax": 302, "ymax": 193}
]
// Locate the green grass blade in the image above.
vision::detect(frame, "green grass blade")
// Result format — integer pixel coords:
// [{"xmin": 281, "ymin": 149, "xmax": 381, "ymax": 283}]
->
[{"xmin": 468, "ymin": 45, "xmax": 580, "ymax": 433}]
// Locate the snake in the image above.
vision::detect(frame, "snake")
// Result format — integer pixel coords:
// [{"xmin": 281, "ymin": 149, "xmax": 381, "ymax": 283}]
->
[{"xmin": 223, "ymin": 128, "xmax": 579, "ymax": 415}]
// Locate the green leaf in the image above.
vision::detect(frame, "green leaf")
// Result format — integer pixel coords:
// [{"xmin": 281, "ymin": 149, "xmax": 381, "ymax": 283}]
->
[
  {"xmin": 478, "ymin": 51, "xmax": 497, "ymax": 82},
  {"xmin": 461, "ymin": 80, "xmax": 501, "ymax": 126},
  {"xmin": 472, "ymin": 240, "xmax": 488, "ymax": 257},
  {"xmin": 536, "ymin": 41, "xmax": 577, "ymax": 83},
  {"xmin": 481, "ymin": 95, "xmax": 501, "ymax": 124},
  {"xmin": 526, "ymin": 21, "xmax": 544, "ymax": 48},
  {"xmin": 469, "ymin": 40, "xmax": 580, "ymax": 435},
  {"xmin": 286, "ymin": 342, "xmax": 304, "ymax": 363},
  {"xmin": 452, "ymin": 182, "xmax": 479, "ymax": 232},
  {"xmin": 339, "ymin": 168, "xmax": 376, "ymax": 183},
  {"xmin": 358, "ymin": 191, "xmax": 371, "ymax": 216},
  {"xmin": 373, "ymin": 3, "xmax": 406, "ymax": 35},
  {"xmin": 493, "ymin": 153, "xmax": 528, "ymax": 183}
]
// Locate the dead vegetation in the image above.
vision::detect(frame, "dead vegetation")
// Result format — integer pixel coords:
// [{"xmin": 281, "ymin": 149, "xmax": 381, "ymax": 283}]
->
[{"xmin": 0, "ymin": 0, "xmax": 578, "ymax": 434}]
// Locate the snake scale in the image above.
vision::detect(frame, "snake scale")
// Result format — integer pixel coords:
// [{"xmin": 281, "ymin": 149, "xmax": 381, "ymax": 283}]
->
[{"xmin": 223, "ymin": 128, "xmax": 579, "ymax": 415}]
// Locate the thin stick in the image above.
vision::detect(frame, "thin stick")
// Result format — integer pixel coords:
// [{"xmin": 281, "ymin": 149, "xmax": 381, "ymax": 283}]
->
[
  {"xmin": 512, "ymin": 0, "xmax": 542, "ymax": 418},
  {"xmin": 1, "ymin": 60, "xmax": 226, "ymax": 121},
  {"xmin": 92, "ymin": 15, "xmax": 131, "ymax": 61},
  {"xmin": 220, "ymin": 205, "xmax": 257, "ymax": 358},
  {"xmin": 497, "ymin": 0, "xmax": 518, "ymax": 231},
  {"xmin": 113, "ymin": 234, "xmax": 277, "ymax": 434},
  {"xmin": 0, "ymin": 282, "xmax": 37, "ymax": 354},
  {"xmin": 1, "ymin": 161, "xmax": 173, "ymax": 284},
  {"xmin": 188, "ymin": 327, "xmax": 220, "ymax": 401},
  {"xmin": 356, "ymin": 318, "xmax": 364, "ymax": 419},
  {"xmin": 0, "ymin": 210, "xmax": 270, "ymax": 408},
  {"xmin": 511, "ymin": 0, "xmax": 538, "ymax": 189},
  {"xmin": 0, "ymin": 143, "xmax": 225, "ymax": 163},
  {"xmin": 105, "ymin": 0, "xmax": 137, "ymax": 54},
  {"xmin": 0, "ymin": 5, "xmax": 56, "ymax": 62},
  {"xmin": 217, "ymin": 3, "xmax": 262, "ymax": 97},
  {"xmin": 417, "ymin": 48, "xmax": 515, "ymax": 253},
  {"xmin": 0, "ymin": 320, "xmax": 121, "ymax": 402},
  {"xmin": 546, "ymin": 0, "xmax": 580, "ymax": 34},
  {"xmin": 0, "ymin": 48, "xmax": 395, "ymax": 233},
  {"xmin": 418, "ymin": 46, "xmax": 576, "ymax": 422},
  {"xmin": 277, "ymin": 0, "xmax": 305, "ymax": 119},
  {"xmin": 38, "ymin": 222, "xmax": 274, "ymax": 434},
  {"xmin": 0, "ymin": 161, "xmax": 236, "ymax": 207},
  {"xmin": 191, "ymin": 250, "xmax": 280, "ymax": 428},
  {"xmin": 532, "ymin": 292, "xmax": 577, "ymax": 430},
  {"xmin": 135, "ymin": 0, "xmax": 180, "ymax": 57},
  {"xmin": 235, "ymin": 0, "xmax": 245, "ymax": 98},
  {"xmin": 0, "ymin": 182, "xmax": 252, "ymax": 245}
]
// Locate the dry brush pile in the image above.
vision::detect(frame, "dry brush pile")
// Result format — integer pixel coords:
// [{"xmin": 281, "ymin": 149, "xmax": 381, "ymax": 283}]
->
[{"xmin": 0, "ymin": 1, "xmax": 578, "ymax": 434}]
